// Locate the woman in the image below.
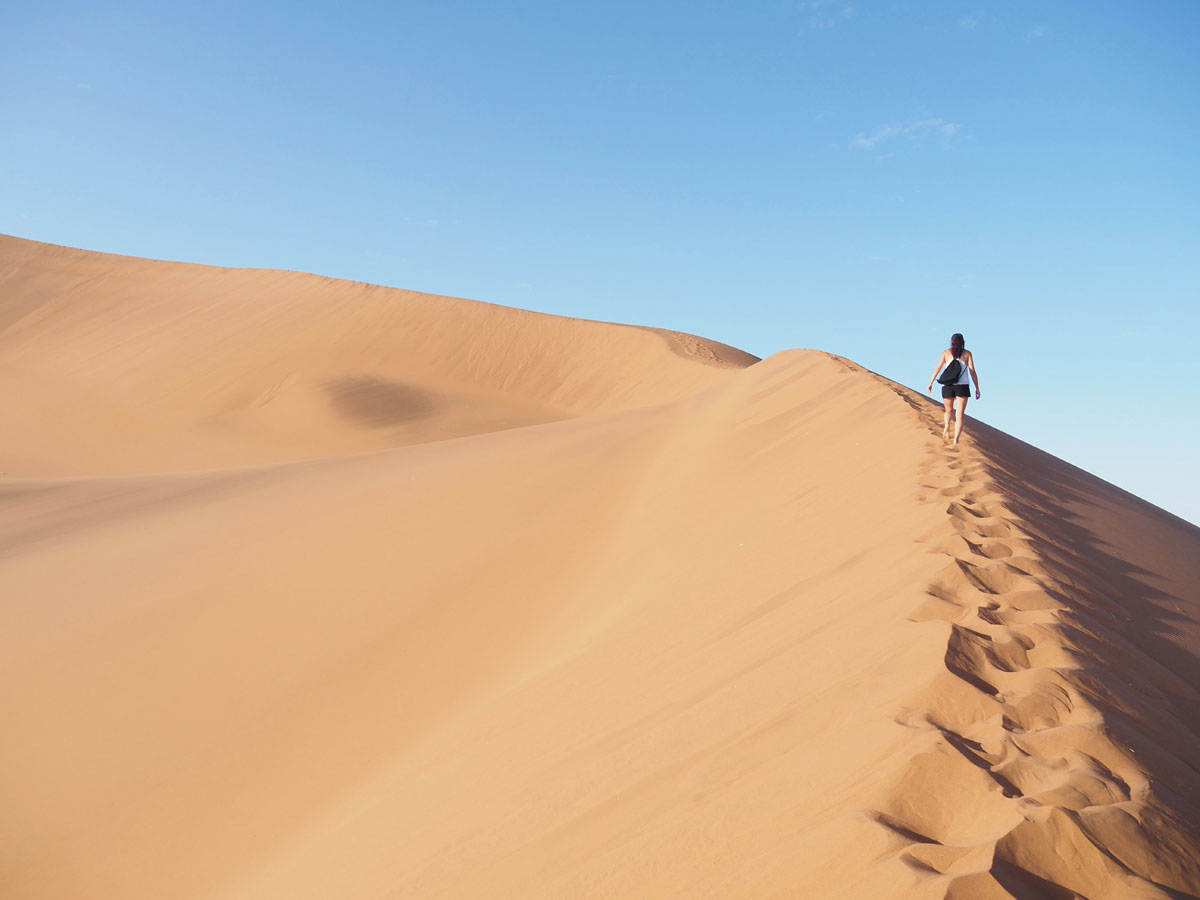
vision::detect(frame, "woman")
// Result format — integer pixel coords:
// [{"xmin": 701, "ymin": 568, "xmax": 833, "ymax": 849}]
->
[{"xmin": 927, "ymin": 333, "xmax": 981, "ymax": 444}]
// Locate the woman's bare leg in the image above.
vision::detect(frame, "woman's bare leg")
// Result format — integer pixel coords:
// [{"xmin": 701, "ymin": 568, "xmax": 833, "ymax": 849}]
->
[
  {"xmin": 952, "ymin": 396, "xmax": 968, "ymax": 443},
  {"xmin": 942, "ymin": 398, "xmax": 954, "ymax": 440}
]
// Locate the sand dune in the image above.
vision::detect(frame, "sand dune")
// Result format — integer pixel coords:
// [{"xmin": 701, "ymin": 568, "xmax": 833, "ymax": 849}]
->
[
  {"xmin": 0, "ymin": 236, "xmax": 752, "ymax": 475},
  {"xmin": 1, "ymin": 235, "xmax": 1197, "ymax": 899}
]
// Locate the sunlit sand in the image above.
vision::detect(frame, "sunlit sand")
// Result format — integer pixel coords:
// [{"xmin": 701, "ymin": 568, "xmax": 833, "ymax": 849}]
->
[{"xmin": 2, "ymin": 235, "xmax": 1197, "ymax": 899}]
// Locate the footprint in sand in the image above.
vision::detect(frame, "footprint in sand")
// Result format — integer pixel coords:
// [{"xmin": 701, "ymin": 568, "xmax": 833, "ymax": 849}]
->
[
  {"xmin": 944, "ymin": 500, "xmax": 1011, "ymax": 525},
  {"xmin": 935, "ymin": 533, "xmax": 1015, "ymax": 560}
]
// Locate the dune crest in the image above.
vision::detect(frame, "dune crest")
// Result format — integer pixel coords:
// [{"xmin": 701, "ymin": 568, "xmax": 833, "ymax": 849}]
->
[
  {"xmin": 1, "ymin": 236, "xmax": 1197, "ymax": 899},
  {"xmin": 0, "ymin": 235, "xmax": 755, "ymax": 475},
  {"xmin": 869, "ymin": 386, "xmax": 1200, "ymax": 898}
]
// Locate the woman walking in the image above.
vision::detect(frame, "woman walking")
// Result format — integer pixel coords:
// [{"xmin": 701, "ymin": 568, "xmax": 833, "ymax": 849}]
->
[{"xmin": 927, "ymin": 333, "xmax": 981, "ymax": 444}]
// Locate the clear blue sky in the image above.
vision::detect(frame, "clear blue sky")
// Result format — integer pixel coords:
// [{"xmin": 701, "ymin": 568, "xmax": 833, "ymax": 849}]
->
[{"xmin": 3, "ymin": 1, "xmax": 1198, "ymax": 524}]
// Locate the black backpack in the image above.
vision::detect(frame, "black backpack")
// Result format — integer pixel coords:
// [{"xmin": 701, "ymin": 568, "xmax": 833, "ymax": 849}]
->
[{"xmin": 937, "ymin": 358, "xmax": 963, "ymax": 384}]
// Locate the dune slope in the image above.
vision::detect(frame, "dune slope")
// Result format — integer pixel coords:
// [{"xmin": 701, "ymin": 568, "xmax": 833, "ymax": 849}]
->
[
  {"xmin": 0, "ymin": 235, "xmax": 754, "ymax": 474},
  {"xmin": 1, "ymin": 236, "xmax": 1197, "ymax": 900}
]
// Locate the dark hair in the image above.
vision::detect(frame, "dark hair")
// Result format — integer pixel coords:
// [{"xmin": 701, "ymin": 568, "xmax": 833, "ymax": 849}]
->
[{"xmin": 950, "ymin": 333, "xmax": 965, "ymax": 359}]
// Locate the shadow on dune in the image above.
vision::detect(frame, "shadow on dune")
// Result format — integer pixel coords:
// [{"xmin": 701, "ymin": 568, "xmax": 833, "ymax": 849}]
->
[
  {"xmin": 972, "ymin": 419, "xmax": 1200, "ymax": 732},
  {"xmin": 324, "ymin": 375, "xmax": 437, "ymax": 427},
  {"xmin": 990, "ymin": 858, "xmax": 1083, "ymax": 900},
  {"xmin": 966, "ymin": 416, "xmax": 1200, "ymax": 875}
]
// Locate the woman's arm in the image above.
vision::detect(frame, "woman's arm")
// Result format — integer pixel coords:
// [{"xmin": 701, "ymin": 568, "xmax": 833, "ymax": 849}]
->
[
  {"xmin": 927, "ymin": 350, "xmax": 949, "ymax": 392},
  {"xmin": 966, "ymin": 351, "xmax": 981, "ymax": 399}
]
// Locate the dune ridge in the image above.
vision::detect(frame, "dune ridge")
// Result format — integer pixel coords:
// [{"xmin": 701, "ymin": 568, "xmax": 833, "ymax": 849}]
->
[
  {"xmin": 868, "ymin": 372, "xmax": 1200, "ymax": 899},
  {"xmin": 1, "ymin": 236, "xmax": 1197, "ymax": 899},
  {"xmin": 0, "ymin": 235, "xmax": 755, "ymax": 475}
]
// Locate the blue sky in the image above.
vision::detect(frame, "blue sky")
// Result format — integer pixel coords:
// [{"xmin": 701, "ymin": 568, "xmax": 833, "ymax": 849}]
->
[{"xmin": 3, "ymin": 0, "xmax": 1198, "ymax": 523}]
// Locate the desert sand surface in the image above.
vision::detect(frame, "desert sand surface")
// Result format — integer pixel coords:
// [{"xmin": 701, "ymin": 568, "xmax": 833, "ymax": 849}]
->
[{"xmin": 2, "ymin": 233, "xmax": 1198, "ymax": 900}]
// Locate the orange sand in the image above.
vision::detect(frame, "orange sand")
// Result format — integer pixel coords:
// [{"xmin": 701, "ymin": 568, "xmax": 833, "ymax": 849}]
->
[{"xmin": 2, "ymin": 234, "xmax": 1198, "ymax": 899}]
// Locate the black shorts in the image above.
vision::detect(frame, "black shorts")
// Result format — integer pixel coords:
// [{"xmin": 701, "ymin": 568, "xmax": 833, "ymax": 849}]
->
[{"xmin": 942, "ymin": 384, "xmax": 970, "ymax": 399}]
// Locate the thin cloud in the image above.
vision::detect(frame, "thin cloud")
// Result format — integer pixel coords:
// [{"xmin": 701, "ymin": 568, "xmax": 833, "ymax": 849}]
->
[
  {"xmin": 958, "ymin": 12, "xmax": 983, "ymax": 29},
  {"xmin": 797, "ymin": 0, "xmax": 855, "ymax": 30},
  {"xmin": 850, "ymin": 117, "xmax": 961, "ymax": 152},
  {"xmin": 1026, "ymin": 25, "xmax": 1048, "ymax": 40}
]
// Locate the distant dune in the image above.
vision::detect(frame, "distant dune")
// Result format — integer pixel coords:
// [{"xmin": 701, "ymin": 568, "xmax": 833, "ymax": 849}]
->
[{"xmin": 2, "ymin": 234, "xmax": 1197, "ymax": 900}]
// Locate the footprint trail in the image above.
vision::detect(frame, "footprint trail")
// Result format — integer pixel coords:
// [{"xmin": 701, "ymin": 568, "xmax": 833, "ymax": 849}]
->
[{"xmin": 868, "ymin": 391, "xmax": 1200, "ymax": 899}]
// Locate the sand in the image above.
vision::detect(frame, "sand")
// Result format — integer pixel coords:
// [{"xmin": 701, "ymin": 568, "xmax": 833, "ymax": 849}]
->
[{"xmin": 1, "ymin": 234, "xmax": 1198, "ymax": 899}]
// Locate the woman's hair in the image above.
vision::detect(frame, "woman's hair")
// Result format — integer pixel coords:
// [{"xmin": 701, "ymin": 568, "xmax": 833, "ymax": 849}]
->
[{"xmin": 950, "ymin": 333, "xmax": 965, "ymax": 359}]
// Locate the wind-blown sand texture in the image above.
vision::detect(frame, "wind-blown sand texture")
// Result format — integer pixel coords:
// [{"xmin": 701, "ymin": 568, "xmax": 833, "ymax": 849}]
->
[{"xmin": 2, "ymin": 234, "xmax": 1198, "ymax": 899}]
